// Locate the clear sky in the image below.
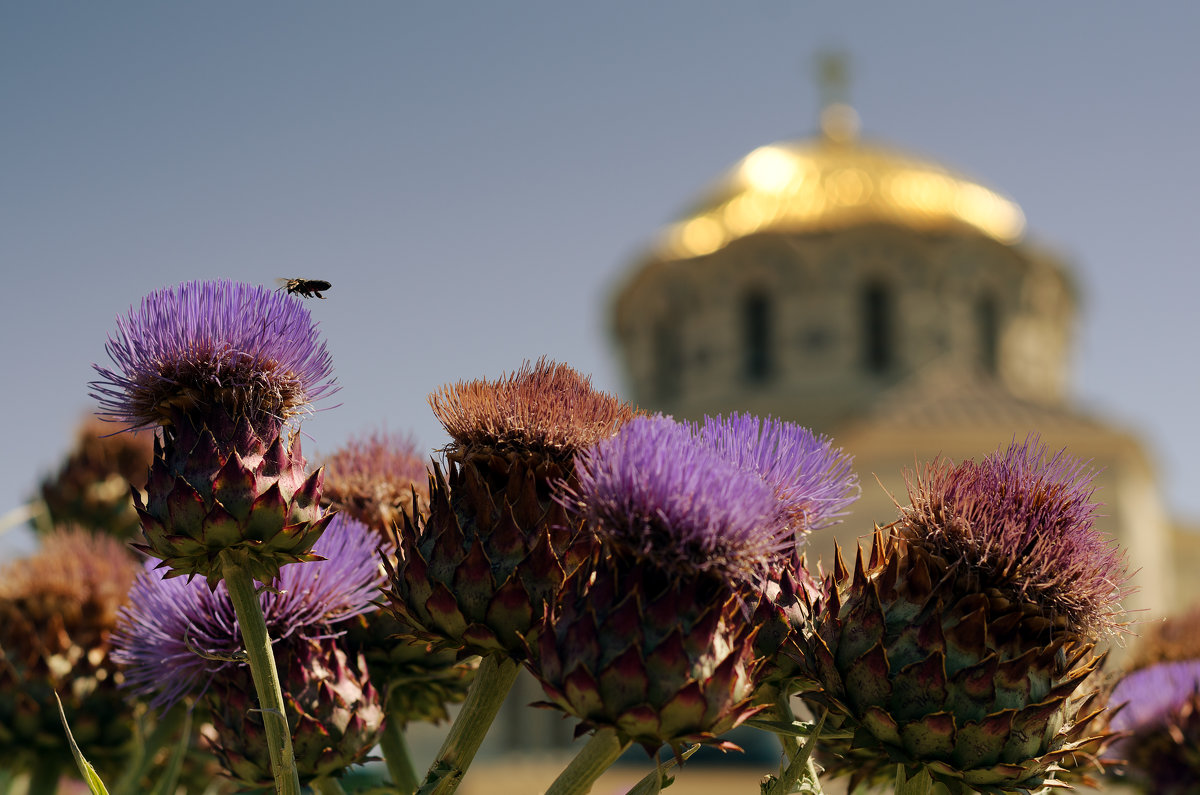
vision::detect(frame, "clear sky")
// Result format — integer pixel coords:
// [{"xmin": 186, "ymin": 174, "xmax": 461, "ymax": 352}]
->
[{"xmin": 4, "ymin": 3, "xmax": 1199, "ymax": 558}]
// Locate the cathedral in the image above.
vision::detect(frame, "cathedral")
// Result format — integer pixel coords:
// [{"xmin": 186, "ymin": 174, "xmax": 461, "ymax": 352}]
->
[{"xmin": 608, "ymin": 81, "xmax": 1174, "ymax": 620}]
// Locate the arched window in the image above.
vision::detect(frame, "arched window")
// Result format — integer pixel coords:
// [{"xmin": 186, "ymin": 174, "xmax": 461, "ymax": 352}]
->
[
  {"xmin": 861, "ymin": 281, "xmax": 892, "ymax": 373},
  {"xmin": 978, "ymin": 294, "xmax": 999, "ymax": 375},
  {"xmin": 742, "ymin": 291, "xmax": 772, "ymax": 383}
]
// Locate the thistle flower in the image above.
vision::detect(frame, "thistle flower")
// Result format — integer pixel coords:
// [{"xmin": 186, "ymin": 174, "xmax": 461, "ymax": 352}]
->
[
  {"xmin": 0, "ymin": 530, "xmax": 140, "ymax": 776},
  {"xmin": 799, "ymin": 438, "xmax": 1128, "ymax": 792},
  {"xmin": 90, "ymin": 280, "xmax": 337, "ymax": 584},
  {"xmin": 695, "ymin": 414, "xmax": 858, "ymax": 692},
  {"xmin": 320, "ymin": 429, "xmax": 478, "ymax": 723},
  {"xmin": 112, "ymin": 512, "xmax": 387, "ymax": 710},
  {"xmin": 532, "ymin": 415, "xmax": 783, "ymax": 754},
  {"xmin": 90, "ymin": 279, "xmax": 336, "ymax": 436},
  {"xmin": 1105, "ymin": 607, "xmax": 1200, "ymax": 793},
  {"xmin": 320, "ymin": 429, "xmax": 430, "ymax": 538},
  {"xmin": 696, "ymin": 412, "xmax": 859, "ymax": 546},
  {"xmin": 383, "ymin": 359, "xmax": 636, "ymax": 659},
  {"xmin": 39, "ymin": 416, "xmax": 154, "ymax": 540},
  {"xmin": 112, "ymin": 513, "xmax": 385, "ymax": 786},
  {"xmin": 1107, "ymin": 660, "xmax": 1200, "ymax": 794}
]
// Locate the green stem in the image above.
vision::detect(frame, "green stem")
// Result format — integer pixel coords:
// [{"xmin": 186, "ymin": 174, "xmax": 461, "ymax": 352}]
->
[
  {"xmin": 543, "ymin": 728, "xmax": 629, "ymax": 795},
  {"xmin": 763, "ymin": 709, "xmax": 826, "ymax": 795},
  {"xmin": 27, "ymin": 758, "xmax": 59, "ymax": 795},
  {"xmin": 379, "ymin": 706, "xmax": 420, "ymax": 795},
  {"xmin": 221, "ymin": 555, "xmax": 301, "ymax": 795},
  {"xmin": 416, "ymin": 654, "xmax": 520, "ymax": 795},
  {"xmin": 310, "ymin": 778, "xmax": 349, "ymax": 795},
  {"xmin": 770, "ymin": 690, "xmax": 801, "ymax": 764}
]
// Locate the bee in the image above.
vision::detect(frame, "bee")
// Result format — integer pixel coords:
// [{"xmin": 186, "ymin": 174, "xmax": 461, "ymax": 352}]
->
[{"xmin": 277, "ymin": 278, "xmax": 332, "ymax": 299}]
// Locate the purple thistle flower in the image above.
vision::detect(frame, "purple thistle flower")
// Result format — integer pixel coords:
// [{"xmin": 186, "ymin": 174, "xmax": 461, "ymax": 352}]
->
[
  {"xmin": 571, "ymin": 414, "xmax": 789, "ymax": 584},
  {"xmin": 112, "ymin": 512, "xmax": 389, "ymax": 710},
  {"xmin": 900, "ymin": 436, "xmax": 1130, "ymax": 635},
  {"xmin": 1110, "ymin": 660, "xmax": 1200, "ymax": 734},
  {"xmin": 90, "ymin": 279, "xmax": 337, "ymax": 434},
  {"xmin": 696, "ymin": 412, "xmax": 859, "ymax": 540}
]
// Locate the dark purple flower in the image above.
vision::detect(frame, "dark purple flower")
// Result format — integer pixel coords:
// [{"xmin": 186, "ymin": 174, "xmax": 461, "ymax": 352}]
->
[
  {"xmin": 90, "ymin": 279, "xmax": 337, "ymax": 434},
  {"xmin": 112, "ymin": 512, "xmax": 389, "ymax": 710},
  {"xmin": 571, "ymin": 414, "xmax": 788, "ymax": 585},
  {"xmin": 696, "ymin": 412, "xmax": 858, "ymax": 540},
  {"xmin": 899, "ymin": 436, "xmax": 1129, "ymax": 635}
]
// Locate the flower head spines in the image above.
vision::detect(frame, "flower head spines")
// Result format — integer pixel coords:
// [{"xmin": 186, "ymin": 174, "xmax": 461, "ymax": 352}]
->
[
  {"xmin": 571, "ymin": 415, "xmax": 788, "ymax": 585},
  {"xmin": 90, "ymin": 280, "xmax": 337, "ymax": 435},
  {"xmin": 429, "ymin": 357, "xmax": 636, "ymax": 470},
  {"xmin": 898, "ymin": 437, "xmax": 1129, "ymax": 636}
]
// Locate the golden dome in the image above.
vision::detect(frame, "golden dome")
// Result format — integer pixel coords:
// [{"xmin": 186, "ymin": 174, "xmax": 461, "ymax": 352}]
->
[{"xmin": 657, "ymin": 117, "xmax": 1026, "ymax": 260}]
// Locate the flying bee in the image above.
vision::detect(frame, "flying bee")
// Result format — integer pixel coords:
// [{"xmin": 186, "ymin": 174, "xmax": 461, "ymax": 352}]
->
[{"xmin": 277, "ymin": 278, "xmax": 332, "ymax": 299}]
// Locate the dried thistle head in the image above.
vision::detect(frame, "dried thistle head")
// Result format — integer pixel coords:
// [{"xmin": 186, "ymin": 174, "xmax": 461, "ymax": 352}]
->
[
  {"xmin": 40, "ymin": 416, "xmax": 155, "ymax": 539},
  {"xmin": 0, "ymin": 529, "xmax": 141, "ymax": 773},
  {"xmin": 321, "ymin": 429, "xmax": 430, "ymax": 534},
  {"xmin": 897, "ymin": 436, "xmax": 1130, "ymax": 637},
  {"xmin": 429, "ymin": 357, "xmax": 636, "ymax": 470},
  {"xmin": 0, "ymin": 528, "xmax": 139, "ymax": 636}
]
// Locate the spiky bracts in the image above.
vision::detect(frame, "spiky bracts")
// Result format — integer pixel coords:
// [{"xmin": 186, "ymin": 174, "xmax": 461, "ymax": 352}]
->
[
  {"xmin": 320, "ymin": 429, "xmax": 431, "ymax": 538},
  {"xmin": 91, "ymin": 280, "xmax": 339, "ymax": 583},
  {"xmin": 202, "ymin": 635, "xmax": 383, "ymax": 789},
  {"xmin": 536, "ymin": 555, "xmax": 760, "ymax": 755},
  {"xmin": 0, "ymin": 530, "xmax": 140, "ymax": 775},
  {"xmin": 532, "ymin": 415, "xmax": 786, "ymax": 754},
  {"xmin": 802, "ymin": 531, "xmax": 1109, "ymax": 792},
  {"xmin": 798, "ymin": 439, "xmax": 1128, "ymax": 793},
  {"xmin": 133, "ymin": 409, "xmax": 331, "ymax": 586},
  {"xmin": 343, "ymin": 611, "xmax": 479, "ymax": 725},
  {"xmin": 318, "ymin": 429, "xmax": 479, "ymax": 722},
  {"xmin": 383, "ymin": 360, "xmax": 635, "ymax": 660}
]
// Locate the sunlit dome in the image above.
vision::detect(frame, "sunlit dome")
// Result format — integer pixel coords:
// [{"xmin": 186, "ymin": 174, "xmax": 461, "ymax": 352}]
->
[{"xmin": 658, "ymin": 107, "xmax": 1026, "ymax": 260}]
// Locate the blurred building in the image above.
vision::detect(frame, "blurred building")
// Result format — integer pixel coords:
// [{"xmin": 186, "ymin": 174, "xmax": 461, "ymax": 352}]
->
[{"xmin": 609, "ymin": 92, "xmax": 1174, "ymax": 621}]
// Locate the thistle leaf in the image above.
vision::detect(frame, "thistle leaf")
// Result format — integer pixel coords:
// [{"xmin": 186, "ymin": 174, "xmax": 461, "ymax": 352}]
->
[
  {"xmin": 54, "ymin": 691, "xmax": 111, "ymax": 795},
  {"xmin": 625, "ymin": 745, "xmax": 700, "ymax": 795}
]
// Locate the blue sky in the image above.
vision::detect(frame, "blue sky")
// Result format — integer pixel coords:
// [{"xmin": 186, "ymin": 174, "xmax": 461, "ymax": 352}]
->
[{"xmin": 3, "ymin": 3, "xmax": 1199, "ymax": 557}]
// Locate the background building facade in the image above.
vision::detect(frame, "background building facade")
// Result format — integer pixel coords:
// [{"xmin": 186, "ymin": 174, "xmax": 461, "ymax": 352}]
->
[{"xmin": 610, "ymin": 102, "xmax": 1174, "ymax": 620}]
